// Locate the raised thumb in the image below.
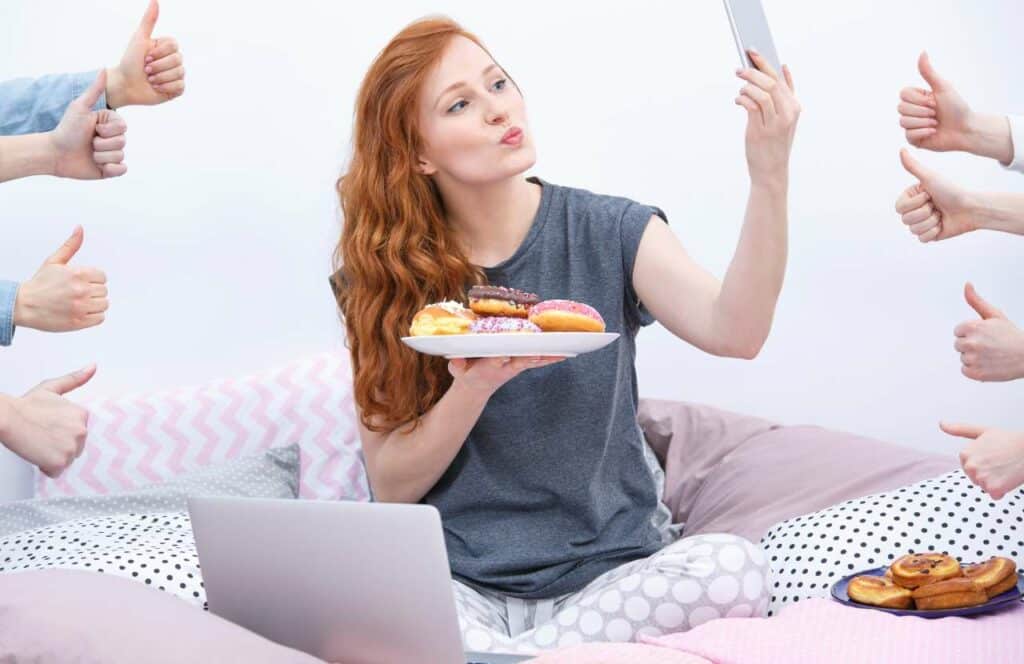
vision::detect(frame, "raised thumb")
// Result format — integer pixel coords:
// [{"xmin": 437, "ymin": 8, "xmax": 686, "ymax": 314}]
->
[
  {"xmin": 964, "ymin": 282, "xmax": 1005, "ymax": 320},
  {"xmin": 44, "ymin": 226, "xmax": 84, "ymax": 266},
  {"xmin": 41, "ymin": 364, "xmax": 97, "ymax": 396}
]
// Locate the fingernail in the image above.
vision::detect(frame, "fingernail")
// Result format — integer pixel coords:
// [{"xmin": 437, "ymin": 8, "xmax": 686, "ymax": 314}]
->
[
  {"xmin": 145, "ymin": 55, "xmax": 153, "ymax": 63},
  {"xmin": 147, "ymin": 75, "xmax": 154, "ymax": 81},
  {"xmin": 145, "ymin": 66, "xmax": 152, "ymax": 73},
  {"xmin": 735, "ymin": 68, "xmax": 743, "ymax": 75}
]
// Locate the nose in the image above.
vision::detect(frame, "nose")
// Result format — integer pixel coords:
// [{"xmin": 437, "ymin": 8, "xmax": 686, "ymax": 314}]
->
[{"xmin": 484, "ymin": 99, "xmax": 509, "ymax": 126}]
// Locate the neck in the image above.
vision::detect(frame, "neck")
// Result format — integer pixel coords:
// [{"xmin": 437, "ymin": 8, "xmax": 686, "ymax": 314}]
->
[{"xmin": 435, "ymin": 175, "xmax": 542, "ymax": 268}]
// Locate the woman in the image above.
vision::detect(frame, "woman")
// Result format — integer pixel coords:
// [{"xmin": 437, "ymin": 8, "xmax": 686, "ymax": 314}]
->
[{"xmin": 333, "ymin": 17, "xmax": 799, "ymax": 654}]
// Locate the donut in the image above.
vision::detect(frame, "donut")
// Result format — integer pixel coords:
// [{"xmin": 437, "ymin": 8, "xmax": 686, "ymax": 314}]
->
[
  {"xmin": 469, "ymin": 316, "xmax": 541, "ymax": 334},
  {"xmin": 911, "ymin": 577, "xmax": 989, "ymax": 610},
  {"xmin": 409, "ymin": 301, "xmax": 477, "ymax": 336},
  {"xmin": 847, "ymin": 575, "xmax": 913, "ymax": 609},
  {"xmin": 468, "ymin": 285, "xmax": 539, "ymax": 318},
  {"xmin": 529, "ymin": 299, "xmax": 605, "ymax": 333},
  {"xmin": 890, "ymin": 553, "xmax": 962, "ymax": 589},
  {"xmin": 964, "ymin": 557, "xmax": 1019, "ymax": 598}
]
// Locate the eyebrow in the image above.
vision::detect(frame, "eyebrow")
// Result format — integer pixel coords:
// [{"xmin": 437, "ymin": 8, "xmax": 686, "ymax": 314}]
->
[{"xmin": 435, "ymin": 63, "xmax": 501, "ymax": 109}]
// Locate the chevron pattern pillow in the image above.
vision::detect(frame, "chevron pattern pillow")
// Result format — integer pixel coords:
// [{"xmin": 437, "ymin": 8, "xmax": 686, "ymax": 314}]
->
[{"xmin": 34, "ymin": 351, "xmax": 370, "ymax": 502}]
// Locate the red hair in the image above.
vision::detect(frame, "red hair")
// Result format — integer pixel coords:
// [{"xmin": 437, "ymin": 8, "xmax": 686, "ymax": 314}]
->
[{"xmin": 333, "ymin": 17, "xmax": 495, "ymax": 433}]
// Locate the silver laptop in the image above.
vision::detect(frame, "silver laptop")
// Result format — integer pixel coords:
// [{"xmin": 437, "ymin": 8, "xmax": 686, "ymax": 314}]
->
[{"xmin": 188, "ymin": 496, "xmax": 529, "ymax": 664}]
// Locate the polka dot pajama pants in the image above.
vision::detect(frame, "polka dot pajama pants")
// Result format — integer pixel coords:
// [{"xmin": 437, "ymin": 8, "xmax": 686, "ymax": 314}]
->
[{"xmin": 452, "ymin": 532, "xmax": 770, "ymax": 656}]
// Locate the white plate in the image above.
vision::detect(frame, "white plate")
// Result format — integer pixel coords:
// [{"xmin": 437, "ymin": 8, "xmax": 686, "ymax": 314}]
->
[{"xmin": 401, "ymin": 332, "xmax": 620, "ymax": 358}]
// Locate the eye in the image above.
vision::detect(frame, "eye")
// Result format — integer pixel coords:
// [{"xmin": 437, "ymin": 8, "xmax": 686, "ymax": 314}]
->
[
  {"xmin": 446, "ymin": 99, "xmax": 468, "ymax": 114},
  {"xmin": 492, "ymin": 78, "xmax": 508, "ymax": 91}
]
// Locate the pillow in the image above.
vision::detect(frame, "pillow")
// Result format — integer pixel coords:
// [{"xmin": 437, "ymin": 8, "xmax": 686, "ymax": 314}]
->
[
  {"xmin": 526, "ymin": 643, "xmax": 712, "ymax": 663},
  {"xmin": 0, "ymin": 569, "xmax": 325, "ymax": 664},
  {"xmin": 4, "ymin": 444, "xmax": 300, "ymax": 537},
  {"xmin": 637, "ymin": 399, "xmax": 959, "ymax": 542},
  {"xmin": 35, "ymin": 351, "xmax": 369, "ymax": 502},
  {"xmin": 640, "ymin": 597, "xmax": 1024, "ymax": 664}
]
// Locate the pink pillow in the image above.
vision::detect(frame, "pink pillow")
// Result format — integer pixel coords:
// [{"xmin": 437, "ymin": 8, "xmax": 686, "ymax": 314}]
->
[
  {"xmin": 526, "ymin": 643, "xmax": 711, "ymax": 664},
  {"xmin": 36, "ymin": 351, "xmax": 369, "ymax": 502},
  {"xmin": 638, "ymin": 400, "xmax": 958, "ymax": 542},
  {"xmin": 0, "ymin": 569, "xmax": 325, "ymax": 663},
  {"xmin": 641, "ymin": 598, "xmax": 1024, "ymax": 664}
]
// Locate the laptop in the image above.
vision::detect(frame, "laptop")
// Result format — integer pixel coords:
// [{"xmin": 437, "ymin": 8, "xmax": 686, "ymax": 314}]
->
[{"xmin": 188, "ymin": 496, "xmax": 530, "ymax": 664}]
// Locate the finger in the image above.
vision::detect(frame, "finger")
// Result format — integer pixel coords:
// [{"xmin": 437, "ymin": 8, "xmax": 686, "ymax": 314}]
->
[
  {"xmin": 906, "ymin": 128, "xmax": 938, "ymax": 145},
  {"xmin": 73, "ymin": 266, "xmax": 107, "ymax": 284},
  {"xmin": 901, "ymin": 202, "xmax": 935, "ymax": 225},
  {"xmin": 939, "ymin": 421, "xmax": 985, "ymax": 440},
  {"xmin": 900, "ymin": 86, "xmax": 935, "ymax": 108},
  {"xmin": 86, "ymin": 298, "xmax": 109, "ymax": 315},
  {"xmin": 145, "ymin": 36, "xmax": 179, "ymax": 62},
  {"xmin": 145, "ymin": 52, "xmax": 182, "ymax": 75},
  {"xmin": 908, "ymin": 212, "xmax": 940, "ymax": 234},
  {"xmin": 917, "ymin": 224, "xmax": 941, "ymax": 243},
  {"xmin": 895, "ymin": 185, "xmax": 930, "ymax": 214},
  {"xmin": 899, "ymin": 148, "xmax": 933, "ymax": 182},
  {"xmin": 89, "ymin": 284, "xmax": 108, "ymax": 298},
  {"xmin": 741, "ymin": 84, "xmax": 776, "ymax": 119},
  {"xmin": 95, "ymin": 118, "xmax": 128, "ymax": 139},
  {"xmin": 917, "ymin": 51, "xmax": 947, "ymax": 91},
  {"xmin": 148, "ymin": 66, "xmax": 183, "ymax": 86},
  {"xmin": 79, "ymin": 313, "xmax": 106, "ymax": 328},
  {"xmin": 734, "ymin": 94, "xmax": 760, "ymax": 119},
  {"xmin": 900, "ymin": 115, "xmax": 939, "ymax": 130},
  {"xmin": 101, "ymin": 163, "xmax": 128, "ymax": 178},
  {"xmin": 92, "ymin": 134, "xmax": 126, "ymax": 152},
  {"xmin": 40, "ymin": 364, "xmax": 97, "ymax": 396},
  {"xmin": 953, "ymin": 320, "xmax": 973, "ymax": 337},
  {"xmin": 153, "ymin": 80, "xmax": 185, "ymax": 98},
  {"xmin": 747, "ymin": 49, "xmax": 781, "ymax": 82},
  {"xmin": 45, "ymin": 226, "xmax": 84, "ymax": 266},
  {"xmin": 73, "ymin": 69, "xmax": 107, "ymax": 110},
  {"xmin": 964, "ymin": 282, "xmax": 1004, "ymax": 320},
  {"xmin": 139, "ymin": 0, "xmax": 159, "ymax": 38},
  {"xmin": 782, "ymin": 64, "xmax": 794, "ymax": 93},
  {"xmin": 93, "ymin": 150, "xmax": 125, "ymax": 165},
  {"xmin": 736, "ymin": 66, "xmax": 779, "ymax": 94},
  {"xmin": 898, "ymin": 101, "xmax": 936, "ymax": 118},
  {"xmin": 954, "ymin": 337, "xmax": 970, "ymax": 353}
]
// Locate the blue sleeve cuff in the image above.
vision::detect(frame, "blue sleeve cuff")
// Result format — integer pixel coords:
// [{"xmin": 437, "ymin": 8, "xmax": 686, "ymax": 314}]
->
[
  {"xmin": 0, "ymin": 280, "xmax": 19, "ymax": 347},
  {"xmin": 0, "ymin": 70, "xmax": 106, "ymax": 136}
]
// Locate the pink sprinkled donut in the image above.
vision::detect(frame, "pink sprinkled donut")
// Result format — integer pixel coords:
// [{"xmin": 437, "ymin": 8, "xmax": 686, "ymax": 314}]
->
[
  {"xmin": 470, "ymin": 316, "xmax": 542, "ymax": 334},
  {"xmin": 529, "ymin": 300, "xmax": 605, "ymax": 332}
]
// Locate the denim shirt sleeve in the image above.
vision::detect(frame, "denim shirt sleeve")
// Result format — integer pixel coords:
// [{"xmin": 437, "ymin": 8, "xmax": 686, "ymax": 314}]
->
[
  {"xmin": 0, "ymin": 280, "xmax": 18, "ymax": 347},
  {"xmin": 0, "ymin": 70, "xmax": 107, "ymax": 136}
]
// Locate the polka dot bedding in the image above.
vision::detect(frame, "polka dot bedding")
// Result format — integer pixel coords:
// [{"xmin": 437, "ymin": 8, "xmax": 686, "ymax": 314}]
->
[{"xmin": 761, "ymin": 470, "xmax": 1024, "ymax": 615}]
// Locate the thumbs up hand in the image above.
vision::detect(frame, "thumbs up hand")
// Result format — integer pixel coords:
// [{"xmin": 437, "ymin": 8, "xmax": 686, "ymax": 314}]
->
[
  {"xmin": 898, "ymin": 52, "xmax": 975, "ymax": 153},
  {"xmin": 894, "ymin": 148, "xmax": 978, "ymax": 243},
  {"xmin": 940, "ymin": 422, "xmax": 1024, "ymax": 501},
  {"xmin": 49, "ymin": 70, "xmax": 128, "ymax": 180},
  {"xmin": 953, "ymin": 283, "xmax": 1024, "ymax": 382},
  {"xmin": 13, "ymin": 227, "xmax": 109, "ymax": 333},
  {"xmin": 105, "ymin": 0, "xmax": 185, "ymax": 108}
]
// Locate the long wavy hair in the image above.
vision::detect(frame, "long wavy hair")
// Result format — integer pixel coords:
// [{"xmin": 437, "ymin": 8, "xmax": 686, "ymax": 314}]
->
[{"xmin": 333, "ymin": 17, "xmax": 499, "ymax": 433}]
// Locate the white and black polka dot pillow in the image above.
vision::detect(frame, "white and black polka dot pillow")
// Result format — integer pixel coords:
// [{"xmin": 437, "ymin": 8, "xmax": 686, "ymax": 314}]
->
[
  {"xmin": 0, "ymin": 512, "xmax": 207, "ymax": 609},
  {"xmin": 760, "ymin": 470, "xmax": 1024, "ymax": 616}
]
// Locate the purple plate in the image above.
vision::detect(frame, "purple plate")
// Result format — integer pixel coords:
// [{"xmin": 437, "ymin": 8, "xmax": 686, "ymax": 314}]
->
[{"xmin": 831, "ymin": 566, "xmax": 1023, "ymax": 618}]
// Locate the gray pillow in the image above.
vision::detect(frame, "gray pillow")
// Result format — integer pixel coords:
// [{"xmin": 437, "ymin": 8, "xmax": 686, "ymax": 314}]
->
[{"xmin": 0, "ymin": 444, "xmax": 300, "ymax": 538}]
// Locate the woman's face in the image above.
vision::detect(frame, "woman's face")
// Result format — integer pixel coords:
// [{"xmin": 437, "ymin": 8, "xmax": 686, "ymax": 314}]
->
[{"xmin": 417, "ymin": 36, "xmax": 536, "ymax": 185}]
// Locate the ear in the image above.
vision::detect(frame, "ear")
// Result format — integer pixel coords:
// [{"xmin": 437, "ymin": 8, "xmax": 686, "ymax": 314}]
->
[{"xmin": 417, "ymin": 157, "xmax": 437, "ymax": 176}]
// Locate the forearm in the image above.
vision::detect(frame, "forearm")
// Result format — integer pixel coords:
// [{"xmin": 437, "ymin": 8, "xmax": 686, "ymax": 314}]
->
[
  {"xmin": 969, "ymin": 191, "xmax": 1024, "ymax": 236},
  {"xmin": 0, "ymin": 133, "xmax": 55, "ymax": 182},
  {"xmin": 368, "ymin": 380, "xmax": 491, "ymax": 503},
  {"xmin": 713, "ymin": 178, "xmax": 789, "ymax": 358},
  {"xmin": 0, "ymin": 72, "xmax": 104, "ymax": 136},
  {"xmin": 0, "ymin": 394, "xmax": 12, "ymax": 444},
  {"xmin": 964, "ymin": 113, "xmax": 1014, "ymax": 165}
]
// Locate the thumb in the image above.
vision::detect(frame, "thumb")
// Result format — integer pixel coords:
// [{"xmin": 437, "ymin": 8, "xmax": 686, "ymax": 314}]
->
[
  {"xmin": 940, "ymin": 421, "xmax": 985, "ymax": 440},
  {"xmin": 40, "ymin": 364, "xmax": 97, "ymax": 396},
  {"xmin": 138, "ymin": 0, "xmax": 159, "ymax": 38},
  {"xmin": 964, "ymin": 282, "xmax": 1005, "ymax": 320},
  {"xmin": 917, "ymin": 51, "xmax": 945, "ymax": 91},
  {"xmin": 44, "ymin": 226, "xmax": 84, "ymax": 266},
  {"xmin": 899, "ymin": 148, "xmax": 932, "ymax": 183},
  {"xmin": 74, "ymin": 69, "xmax": 107, "ymax": 110}
]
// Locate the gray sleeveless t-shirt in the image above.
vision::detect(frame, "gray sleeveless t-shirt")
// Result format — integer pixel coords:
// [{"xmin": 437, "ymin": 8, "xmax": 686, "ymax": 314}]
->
[{"xmin": 422, "ymin": 177, "xmax": 669, "ymax": 599}]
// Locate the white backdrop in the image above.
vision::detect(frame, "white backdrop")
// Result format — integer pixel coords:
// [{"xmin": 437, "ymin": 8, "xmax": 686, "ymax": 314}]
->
[{"xmin": 1, "ymin": 1, "xmax": 1020, "ymax": 498}]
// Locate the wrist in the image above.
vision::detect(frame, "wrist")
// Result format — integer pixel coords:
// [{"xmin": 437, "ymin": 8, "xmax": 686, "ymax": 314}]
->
[
  {"xmin": 447, "ymin": 375, "xmax": 495, "ymax": 407},
  {"xmin": 104, "ymin": 67, "xmax": 128, "ymax": 109},
  {"xmin": 0, "ymin": 394, "xmax": 12, "ymax": 442},
  {"xmin": 12, "ymin": 283, "xmax": 35, "ymax": 330},
  {"xmin": 964, "ymin": 112, "xmax": 1014, "ymax": 164},
  {"xmin": 749, "ymin": 172, "xmax": 789, "ymax": 196}
]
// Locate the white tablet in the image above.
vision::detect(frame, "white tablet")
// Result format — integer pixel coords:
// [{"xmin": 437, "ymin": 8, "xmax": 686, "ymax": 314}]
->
[{"xmin": 723, "ymin": 0, "xmax": 783, "ymax": 74}]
